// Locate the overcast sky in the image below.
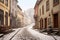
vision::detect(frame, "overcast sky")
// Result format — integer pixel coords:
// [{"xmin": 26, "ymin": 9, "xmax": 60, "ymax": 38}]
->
[{"xmin": 18, "ymin": 0, "xmax": 37, "ymax": 11}]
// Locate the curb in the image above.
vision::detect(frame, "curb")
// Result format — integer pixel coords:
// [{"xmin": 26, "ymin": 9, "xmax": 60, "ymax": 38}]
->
[
  {"xmin": 9, "ymin": 28, "xmax": 21, "ymax": 40},
  {"xmin": 0, "ymin": 34, "xmax": 4, "ymax": 37}
]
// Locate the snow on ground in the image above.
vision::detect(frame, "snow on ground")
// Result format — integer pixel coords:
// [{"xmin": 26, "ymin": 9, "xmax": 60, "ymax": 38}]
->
[
  {"xmin": 12, "ymin": 27, "xmax": 40, "ymax": 40},
  {"xmin": 12, "ymin": 23, "xmax": 60, "ymax": 40},
  {"xmin": 28, "ymin": 28, "xmax": 54, "ymax": 40},
  {"xmin": 54, "ymin": 36, "xmax": 60, "ymax": 40},
  {"xmin": 0, "ymin": 28, "xmax": 21, "ymax": 40},
  {"xmin": 0, "ymin": 23, "xmax": 60, "ymax": 40}
]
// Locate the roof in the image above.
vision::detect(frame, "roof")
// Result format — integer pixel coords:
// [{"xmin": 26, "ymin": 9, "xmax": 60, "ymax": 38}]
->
[
  {"xmin": 34, "ymin": 0, "xmax": 42, "ymax": 9},
  {"xmin": 17, "ymin": 5, "xmax": 22, "ymax": 11}
]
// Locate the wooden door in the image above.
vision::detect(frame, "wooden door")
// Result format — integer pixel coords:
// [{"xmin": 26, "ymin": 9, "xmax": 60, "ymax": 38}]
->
[
  {"xmin": 53, "ymin": 14, "xmax": 58, "ymax": 28},
  {"xmin": 45, "ymin": 18, "xmax": 47, "ymax": 29},
  {"xmin": 40, "ymin": 19, "xmax": 43, "ymax": 30}
]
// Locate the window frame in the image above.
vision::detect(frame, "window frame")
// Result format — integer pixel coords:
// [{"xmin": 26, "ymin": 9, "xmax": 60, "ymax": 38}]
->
[
  {"xmin": 5, "ymin": 0, "xmax": 8, "ymax": 6},
  {"xmin": 42, "ymin": 5, "xmax": 44, "ymax": 15},
  {"xmin": 53, "ymin": 0, "xmax": 59, "ymax": 7},
  {"xmin": 0, "ymin": 9, "xmax": 4, "ymax": 25},
  {"xmin": 46, "ymin": 0, "xmax": 49, "ymax": 11}
]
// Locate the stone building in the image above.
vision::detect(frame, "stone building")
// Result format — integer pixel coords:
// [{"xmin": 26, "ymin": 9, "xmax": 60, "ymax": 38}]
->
[
  {"xmin": 16, "ymin": 5, "xmax": 24, "ymax": 27},
  {"xmin": 10, "ymin": 0, "xmax": 18, "ymax": 28},
  {"xmin": 34, "ymin": 0, "xmax": 60, "ymax": 31},
  {"xmin": 0, "ymin": 0, "xmax": 10, "ymax": 32},
  {"xmin": 34, "ymin": 0, "xmax": 41, "ymax": 29}
]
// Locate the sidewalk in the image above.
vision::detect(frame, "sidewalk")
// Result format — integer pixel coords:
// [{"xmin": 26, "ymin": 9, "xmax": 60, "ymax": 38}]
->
[
  {"xmin": 0, "ymin": 28, "xmax": 21, "ymax": 40},
  {"xmin": 28, "ymin": 28, "xmax": 60, "ymax": 40},
  {"xmin": 34, "ymin": 29, "xmax": 60, "ymax": 40}
]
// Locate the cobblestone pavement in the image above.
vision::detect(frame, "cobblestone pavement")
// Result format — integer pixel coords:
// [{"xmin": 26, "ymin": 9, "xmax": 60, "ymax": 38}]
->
[
  {"xmin": 12, "ymin": 27, "xmax": 40, "ymax": 40},
  {"xmin": 11, "ymin": 23, "xmax": 55, "ymax": 40},
  {"xmin": 0, "ymin": 23, "xmax": 60, "ymax": 40},
  {"xmin": 0, "ymin": 28, "xmax": 21, "ymax": 40}
]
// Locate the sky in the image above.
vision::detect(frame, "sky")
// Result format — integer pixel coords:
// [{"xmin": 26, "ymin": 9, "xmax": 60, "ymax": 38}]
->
[{"xmin": 18, "ymin": 0, "xmax": 37, "ymax": 11}]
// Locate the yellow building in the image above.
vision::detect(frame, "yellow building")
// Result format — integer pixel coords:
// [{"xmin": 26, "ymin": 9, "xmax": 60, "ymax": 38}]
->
[
  {"xmin": 0, "ymin": 0, "xmax": 10, "ymax": 32},
  {"xmin": 36, "ymin": 0, "xmax": 60, "ymax": 30},
  {"xmin": 16, "ymin": 5, "xmax": 24, "ymax": 27}
]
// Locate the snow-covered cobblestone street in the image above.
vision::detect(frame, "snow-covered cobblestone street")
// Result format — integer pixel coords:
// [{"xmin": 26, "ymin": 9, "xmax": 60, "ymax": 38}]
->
[
  {"xmin": 0, "ymin": 23, "xmax": 60, "ymax": 40},
  {"xmin": 12, "ymin": 23, "xmax": 60, "ymax": 40},
  {"xmin": 0, "ymin": 28, "xmax": 21, "ymax": 40},
  {"xmin": 12, "ymin": 27, "xmax": 40, "ymax": 40}
]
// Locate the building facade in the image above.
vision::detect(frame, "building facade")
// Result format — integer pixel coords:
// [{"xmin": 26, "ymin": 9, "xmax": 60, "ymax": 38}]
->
[
  {"xmin": 0, "ymin": 0, "xmax": 10, "ymax": 32},
  {"xmin": 16, "ymin": 5, "xmax": 24, "ymax": 27},
  {"xmin": 34, "ymin": 0, "xmax": 42, "ymax": 29},
  {"xmin": 10, "ymin": 0, "xmax": 18, "ymax": 28},
  {"xmin": 34, "ymin": 0, "xmax": 60, "ymax": 31}
]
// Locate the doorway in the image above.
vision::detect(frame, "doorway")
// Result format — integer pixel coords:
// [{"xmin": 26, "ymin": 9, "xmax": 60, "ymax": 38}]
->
[
  {"xmin": 45, "ymin": 18, "xmax": 47, "ymax": 29},
  {"xmin": 53, "ymin": 13, "xmax": 58, "ymax": 28},
  {"xmin": 40, "ymin": 19, "xmax": 43, "ymax": 30}
]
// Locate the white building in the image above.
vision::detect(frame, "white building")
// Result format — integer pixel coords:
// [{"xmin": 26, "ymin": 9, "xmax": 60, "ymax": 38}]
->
[{"xmin": 23, "ymin": 8, "xmax": 35, "ymax": 26}]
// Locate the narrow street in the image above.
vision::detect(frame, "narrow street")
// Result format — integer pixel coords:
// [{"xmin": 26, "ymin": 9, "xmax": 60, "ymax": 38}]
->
[
  {"xmin": 0, "ymin": 28, "xmax": 21, "ymax": 40},
  {"xmin": 11, "ymin": 23, "xmax": 60, "ymax": 40},
  {"xmin": 0, "ymin": 23, "xmax": 60, "ymax": 40},
  {"xmin": 0, "ymin": 0, "xmax": 60, "ymax": 40}
]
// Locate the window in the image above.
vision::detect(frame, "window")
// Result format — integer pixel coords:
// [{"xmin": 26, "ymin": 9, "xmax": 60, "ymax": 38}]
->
[
  {"xmin": 40, "ymin": 9, "xmax": 41, "ymax": 16},
  {"xmin": 5, "ymin": 0, "xmax": 8, "ymax": 6},
  {"xmin": 12, "ymin": 9, "xmax": 14, "ymax": 14},
  {"xmin": 12, "ymin": 0, "xmax": 14, "ymax": 5},
  {"xmin": 48, "ymin": 18, "xmax": 51, "ymax": 25},
  {"xmin": 10, "ymin": 19, "xmax": 12, "ymax": 26},
  {"xmin": 42, "ymin": 5, "xmax": 44, "ymax": 15},
  {"xmin": 53, "ymin": 0, "xmax": 59, "ymax": 6},
  {"xmin": 42, "ymin": 19, "xmax": 43, "ymax": 28},
  {"xmin": 5, "ymin": 12, "xmax": 8, "ymax": 26},
  {"xmin": 46, "ymin": 0, "xmax": 49, "ymax": 11},
  {"xmin": 15, "ymin": 11, "xmax": 17, "ymax": 17},
  {"xmin": 9, "ymin": 13, "xmax": 10, "ymax": 16},
  {"xmin": 0, "ymin": 9, "xmax": 4, "ymax": 25},
  {"xmin": 0, "ymin": 0, "xmax": 4, "ymax": 3},
  {"xmin": 40, "ymin": 19, "xmax": 43, "ymax": 30}
]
